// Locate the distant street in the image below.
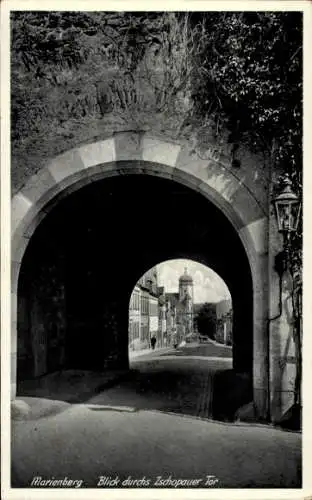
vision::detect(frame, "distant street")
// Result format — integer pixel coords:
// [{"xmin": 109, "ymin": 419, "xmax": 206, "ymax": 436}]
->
[
  {"xmin": 131, "ymin": 340, "xmax": 232, "ymax": 361},
  {"xmin": 11, "ymin": 342, "xmax": 301, "ymax": 488}
]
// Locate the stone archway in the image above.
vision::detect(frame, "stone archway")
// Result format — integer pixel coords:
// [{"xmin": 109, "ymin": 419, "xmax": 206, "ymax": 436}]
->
[{"xmin": 11, "ymin": 132, "xmax": 269, "ymax": 418}]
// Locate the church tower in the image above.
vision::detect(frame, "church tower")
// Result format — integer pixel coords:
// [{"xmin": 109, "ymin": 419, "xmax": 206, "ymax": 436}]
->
[{"xmin": 179, "ymin": 267, "xmax": 194, "ymax": 335}]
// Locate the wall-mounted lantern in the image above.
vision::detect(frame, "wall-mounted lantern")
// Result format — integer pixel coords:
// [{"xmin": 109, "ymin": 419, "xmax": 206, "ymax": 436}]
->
[
  {"xmin": 273, "ymin": 174, "xmax": 301, "ymax": 234},
  {"xmin": 272, "ymin": 174, "xmax": 301, "ymax": 274}
]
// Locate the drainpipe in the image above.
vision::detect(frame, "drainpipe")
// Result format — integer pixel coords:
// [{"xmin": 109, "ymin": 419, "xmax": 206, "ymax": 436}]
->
[{"xmin": 266, "ymin": 267, "xmax": 283, "ymax": 423}]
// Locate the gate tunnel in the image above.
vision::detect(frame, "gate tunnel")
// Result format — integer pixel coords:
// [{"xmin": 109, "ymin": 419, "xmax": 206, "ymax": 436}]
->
[{"xmin": 16, "ymin": 174, "xmax": 253, "ymax": 388}]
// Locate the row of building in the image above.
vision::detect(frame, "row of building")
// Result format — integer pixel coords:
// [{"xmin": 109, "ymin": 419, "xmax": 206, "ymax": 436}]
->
[
  {"xmin": 128, "ymin": 266, "xmax": 233, "ymax": 351},
  {"xmin": 215, "ymin": 299, "xmax": 233, "ymax": 345},
  {"xmin": 128, "ymin": 266, "xmax": 194, "ymax": 351}
]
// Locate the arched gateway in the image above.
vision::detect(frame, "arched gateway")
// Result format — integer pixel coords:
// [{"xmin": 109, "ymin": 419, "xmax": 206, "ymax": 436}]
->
[{"xmin": 11, "ymin": 132, "xmax": 269, "ymax": 419}]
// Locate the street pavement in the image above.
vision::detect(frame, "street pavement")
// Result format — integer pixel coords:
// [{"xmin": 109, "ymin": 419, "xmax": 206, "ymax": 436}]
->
[
  {"xmin": 11, "ymin": 342, "xmax": 301, "ymax": 489},
  {"xmin": 128, "ymin": 342, "xmax": 233, "ymax": 419}
]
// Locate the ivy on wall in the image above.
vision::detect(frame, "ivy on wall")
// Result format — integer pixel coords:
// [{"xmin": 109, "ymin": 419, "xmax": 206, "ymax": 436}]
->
[
  {"xmin": 11, "ymin": 11, "xmax": 302, "ymax": 260},
  {"xmin": 11, "ymin": 11, "xmax": 302, "ymax": 175}
]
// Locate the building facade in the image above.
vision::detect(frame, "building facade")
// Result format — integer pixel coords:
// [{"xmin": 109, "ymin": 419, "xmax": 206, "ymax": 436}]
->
[
  {"xmin": 129, "ymin": 266, "xmax": 162, "ymax": 351},
  {"xmin": 158, "ymin": 287, "xmax": 167, "ymax": 347},
  {"xmin": 165, "ymin": 295, "xmax": 177, "ymax": 346},
  {"xmin": 215, "ymin": 299, "xmax": 233, "ymax": 345},
  {"xmin": 129, "ymin": 267, "xmax": 195, "ymax": 351},
  {"xmin": 178, "ymin": 268, "xmax": 194, "ymax": 337},
  {"xmin": 165, "ymin": 268, "xmax": 194, "ymax": 346},
  {"xmin": 128, "ymin": 285, "xmax": 141, "ymax": 349},
  {"xmin": 149, "ymin": 295, "xmax": 159, "ymax": 340}
]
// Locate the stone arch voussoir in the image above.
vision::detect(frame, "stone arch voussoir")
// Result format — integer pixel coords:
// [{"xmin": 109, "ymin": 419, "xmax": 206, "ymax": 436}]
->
[{"xmin": 12, "ymin": 132, "xmax": 267, "ymax": 257}]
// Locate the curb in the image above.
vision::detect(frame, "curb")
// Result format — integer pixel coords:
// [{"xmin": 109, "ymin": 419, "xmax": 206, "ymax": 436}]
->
[
  {"xmin": 129, "ymin": 347, "xmax": 174, "ymax": 360},
  {"xmin": 11, "ymin": 399, "xmax": 32, "ymax": 421},
  {"xmin": 206, "ymin": 338, "xmax": 232, "ymax": 349},
  {"xmin": 155, "ymin": 408, "xmax": 301, "ymax": 434}
]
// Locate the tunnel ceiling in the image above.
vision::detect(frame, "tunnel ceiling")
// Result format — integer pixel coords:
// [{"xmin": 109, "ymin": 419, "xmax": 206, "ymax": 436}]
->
[{"xmin": 22, "ymin": 173, "xmax": 252, "ymax": 301}]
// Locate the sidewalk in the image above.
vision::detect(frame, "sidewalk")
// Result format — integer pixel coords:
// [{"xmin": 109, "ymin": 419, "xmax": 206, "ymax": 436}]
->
[{"xmin": 129, "ymin": 345, "xmax": 174, "ymax": 360}]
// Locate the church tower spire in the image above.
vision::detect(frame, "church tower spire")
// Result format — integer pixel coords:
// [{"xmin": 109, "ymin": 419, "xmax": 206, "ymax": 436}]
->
[{"xmin": 178, "ymin": 266, "xmax": 194, "ymax": 335}]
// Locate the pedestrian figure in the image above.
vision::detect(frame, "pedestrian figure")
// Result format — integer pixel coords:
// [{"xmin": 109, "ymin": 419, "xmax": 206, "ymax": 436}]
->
[{"xmin": 151, "ymin": 336, "xmax": 156, "ymax": 350}]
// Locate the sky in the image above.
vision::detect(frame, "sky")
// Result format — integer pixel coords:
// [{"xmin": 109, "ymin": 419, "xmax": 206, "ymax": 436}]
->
[{"xmin": 156, "ymin": 259, "xmax": 231, "ymax": 304}]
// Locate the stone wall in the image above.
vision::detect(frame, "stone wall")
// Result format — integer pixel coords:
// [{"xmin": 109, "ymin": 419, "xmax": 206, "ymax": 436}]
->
[{"xmin": 17, "ymin": 231, "xmax": 67, "ymax": 384}]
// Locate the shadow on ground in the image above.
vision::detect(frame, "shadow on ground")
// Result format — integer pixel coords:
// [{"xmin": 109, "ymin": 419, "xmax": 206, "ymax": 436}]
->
[
  {"xmin": 16, "ymin": 369, "xmax": 134, "ymax": 404},
  {"xmin": 14, "ymin": 365, "xmax": 253, "ymax": 424}
]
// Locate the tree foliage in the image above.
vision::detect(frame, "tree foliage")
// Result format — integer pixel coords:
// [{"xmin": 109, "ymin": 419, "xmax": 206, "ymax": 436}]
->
[
  {"xmin": 194, "ymin": 303, "xmax": 217, "ymax": 339},
  {"xmin": 186, "ymin": 11, "xmax": 303, "ymax": 269},
  {"xmin": 11, "ymin": 11, "xmax": 302, "ymax": 177},
  {"xmin": 189, "ymin": 12, "xmax": 302, "ymax": 187}
]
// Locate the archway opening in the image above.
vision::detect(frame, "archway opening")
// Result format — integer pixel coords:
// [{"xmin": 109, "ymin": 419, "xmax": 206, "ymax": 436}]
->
[
  {"xmin": 16, "ymin": 174, "xmax": 253, "ymax": 400},
  {"xmin": 128, "ymin": 259, "xmax": 233, "ymax": 354}
]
